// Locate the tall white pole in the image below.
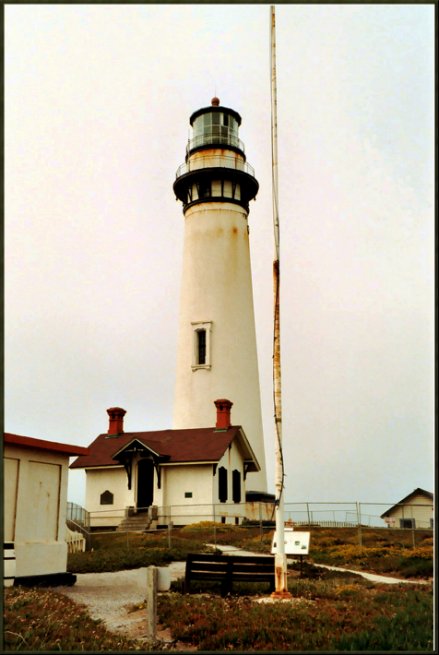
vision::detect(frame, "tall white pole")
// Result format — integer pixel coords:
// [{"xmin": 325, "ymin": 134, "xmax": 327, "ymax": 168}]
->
[{"xmin": 270, "ymin": 4, "xmax": 291, "ymax": 599}]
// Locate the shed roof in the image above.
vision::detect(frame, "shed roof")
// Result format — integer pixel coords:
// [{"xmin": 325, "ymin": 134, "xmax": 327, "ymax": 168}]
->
[
  {"xmin": 70, "ymin": 426, "xmax": 259, "ymax": 471},
  {"xmin": 4, "ymin": 433, "xmax": 89, "ymax": 457},
  {"xmin": 380, "ymin": 488, "xmax": 434, "ymax": 518}
]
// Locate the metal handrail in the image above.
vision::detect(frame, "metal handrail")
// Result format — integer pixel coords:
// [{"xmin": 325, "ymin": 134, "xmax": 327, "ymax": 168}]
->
[{"xmin": 176, "ymin": 154, "xmax": 255, "ymax": 179}]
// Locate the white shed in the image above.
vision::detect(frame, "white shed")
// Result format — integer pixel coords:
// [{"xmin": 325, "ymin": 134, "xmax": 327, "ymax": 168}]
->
[
  {"xmin": 4, "ymin": 432, "xmax": 88, "ymax": 585},
  {"xmin": 380, "ymin": 488, "xmax": 434, "ymax": 529}
]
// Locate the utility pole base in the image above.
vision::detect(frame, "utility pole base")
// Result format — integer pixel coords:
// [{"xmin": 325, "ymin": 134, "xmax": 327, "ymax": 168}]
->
[{"xmin": 271, "ymin": 590, "xmax": 293, "ymax": 600}]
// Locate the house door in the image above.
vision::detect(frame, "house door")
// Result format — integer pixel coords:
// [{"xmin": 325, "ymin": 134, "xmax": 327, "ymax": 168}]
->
[{"xmin": 137, "ymin": 459, "xmax": 154, "ymax": 511}]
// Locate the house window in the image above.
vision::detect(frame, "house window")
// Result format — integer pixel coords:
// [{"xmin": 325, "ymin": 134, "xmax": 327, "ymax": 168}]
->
[
  {"xmin": 218, "ymin": 466, "xmax": 228, "ymax": 503},
  {"xmin": 232, "ymin": 469, "xmax": 241, "ymax": 504},
  {"xmin": 400, "ymin": 518, "xmax": 416, "ymax": 529},
  {"xmin": 191, "ymin": 321, "xmax": 212, "ymax": 369},
  {"xmin": 185, "ymin": 492, "xmax": 193, "ymax": 498},
  {"xmin": 100, "ymin": 490, "xmax": 114, "ymax": 505}
]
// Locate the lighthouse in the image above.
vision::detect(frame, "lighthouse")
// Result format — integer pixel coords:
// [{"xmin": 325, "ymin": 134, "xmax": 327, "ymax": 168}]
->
[{"xmin": 173, "ymin": 97, "xmax": 267, "ymax": 492}]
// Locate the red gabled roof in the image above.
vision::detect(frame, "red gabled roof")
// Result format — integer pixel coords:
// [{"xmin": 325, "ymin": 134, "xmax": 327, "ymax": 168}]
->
[
  {"xmin": 70, "ymin": 426, "xmax": 258, "ymax": 470},
  {"xmin": 4, "ymin": 433, "xmax": 89, "ymax": 457}
]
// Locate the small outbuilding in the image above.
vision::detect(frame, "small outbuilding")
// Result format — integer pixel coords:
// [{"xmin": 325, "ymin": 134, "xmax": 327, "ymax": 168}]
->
[
  {"xmin": 380, "ymin": 488, "xmax": 434, "ymax": 529},
  {"xmin": 4, "ymin": 432, "xmax": 88, "ymax": 586},
  {"xmin": 70, "ymin": 399, "xmax": 261, "ymax": 529}
]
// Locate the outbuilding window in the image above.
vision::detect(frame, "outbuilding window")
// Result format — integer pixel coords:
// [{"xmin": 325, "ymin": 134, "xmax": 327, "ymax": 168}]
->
[{"xmin": 400, "ymin": 518, "xmax": 416, "ymax": 529}]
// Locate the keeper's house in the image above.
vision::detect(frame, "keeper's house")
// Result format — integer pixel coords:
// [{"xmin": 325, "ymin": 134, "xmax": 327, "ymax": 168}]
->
[
  {"xmin": 380, "ymin": 488, "xmax": 434, "ymax": 530},
  {"xmin": 70, "ymin": 399, "xmax": 261, "ymax": 530},
  {"xmin": 4, "ymin": 432, "xmax": 88, "ymax": 586}
]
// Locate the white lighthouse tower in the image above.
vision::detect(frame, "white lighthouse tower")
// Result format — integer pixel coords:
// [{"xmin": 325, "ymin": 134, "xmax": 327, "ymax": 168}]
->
[{"xmin": 173, "ymin": 97, "xmax": 267, "ymax": 492}]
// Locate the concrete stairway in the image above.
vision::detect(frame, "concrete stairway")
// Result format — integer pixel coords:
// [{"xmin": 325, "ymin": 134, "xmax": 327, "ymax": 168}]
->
[{"xmin": 116, "ymin": 513, "xmax": 152, "ymax": 532}]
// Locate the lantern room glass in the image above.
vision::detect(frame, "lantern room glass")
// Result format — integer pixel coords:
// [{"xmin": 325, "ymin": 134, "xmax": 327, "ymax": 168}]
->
[{"xmin": 191, "ymin": 111, "xmax": 241, "ymax": 151}]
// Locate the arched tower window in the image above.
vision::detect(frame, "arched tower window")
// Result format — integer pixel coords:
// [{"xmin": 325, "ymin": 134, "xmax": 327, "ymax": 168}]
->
[
  {"xmin": 197, "ymin": 329, "xmax": 206, "ymax": 365},
  {"xmin": 192, "ymin": 321, "xmax": 212, "ymax": 370},
  {"xmin": 100, "ymin": 490, "xmax": 114, "ymax": 505}
]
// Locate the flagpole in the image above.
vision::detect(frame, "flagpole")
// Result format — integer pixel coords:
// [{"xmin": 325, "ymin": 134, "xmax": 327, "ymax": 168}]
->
[{"xmin": 270, "ymin": 3, "xmax": 291, "ymax": 599}]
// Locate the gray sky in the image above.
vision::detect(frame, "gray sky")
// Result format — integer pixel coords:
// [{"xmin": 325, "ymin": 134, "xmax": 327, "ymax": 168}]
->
[{"xmin": 5, "ymin": 4, "xmax": 434, "ymax": 511}]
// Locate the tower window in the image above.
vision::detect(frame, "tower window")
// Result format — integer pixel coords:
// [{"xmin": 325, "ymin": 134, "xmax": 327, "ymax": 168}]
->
[
  {"xmin": 197, "ymin": 181, "xmax": 211, "ymax": 199},
  {"xmin": 197, "ymin": 330, "xmax": 206, "ymax": 365},
  {"xmin": 191, "ymin": 321, "xmax": 212, "ymax": 370}
]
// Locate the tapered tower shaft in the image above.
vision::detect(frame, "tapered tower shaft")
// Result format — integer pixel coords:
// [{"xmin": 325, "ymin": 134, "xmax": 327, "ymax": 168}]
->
[{"xmin": 173, "ymin": 98, "xmax": 267, "ymax": 492}]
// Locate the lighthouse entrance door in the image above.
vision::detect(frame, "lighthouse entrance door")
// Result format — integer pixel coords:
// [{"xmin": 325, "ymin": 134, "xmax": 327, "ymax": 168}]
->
[{"xmin": 137, "ymin": 458, "xmax": 154, "ymax": 511}]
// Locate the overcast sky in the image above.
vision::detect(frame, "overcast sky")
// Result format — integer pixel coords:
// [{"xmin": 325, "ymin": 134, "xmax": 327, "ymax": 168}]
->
[{"xmin": 5, "ymin": 4, "xmax": 434, "ymax": 516}]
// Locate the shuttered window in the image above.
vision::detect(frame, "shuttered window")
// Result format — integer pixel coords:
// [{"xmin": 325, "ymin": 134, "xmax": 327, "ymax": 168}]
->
[
  {"xmin": 218, "ymin": 466, "xmax": 228, "ymax": 503},
  {"xmin": 232, "ymin": 469, "xmax": 241, "ymax": 503}
]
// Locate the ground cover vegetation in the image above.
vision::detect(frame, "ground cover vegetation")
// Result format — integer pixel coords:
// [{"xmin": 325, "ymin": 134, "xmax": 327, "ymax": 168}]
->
[
  {"xmin": 5, "ymin": 525, "xmax": 432, "ymax": 651},
  {"xmin": 158, "ymin": 573, "xmax": 433, "ymax": 651},
  {"xmin": 3, "ymin": 586, "xmax": 139, "ymax": 652},
  {"xmin": 68, "ymin": 523, "xmax": 433, "ymax": 579},
  {"xmin": 4, "ymin": 564, "xmax": 432, "ymax": 652}
]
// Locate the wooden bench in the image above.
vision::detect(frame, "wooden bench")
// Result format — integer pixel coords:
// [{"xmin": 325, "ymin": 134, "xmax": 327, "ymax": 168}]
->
[{"xmin": 184, "ymin": 553, "xmax": 275, "ymax": 596}]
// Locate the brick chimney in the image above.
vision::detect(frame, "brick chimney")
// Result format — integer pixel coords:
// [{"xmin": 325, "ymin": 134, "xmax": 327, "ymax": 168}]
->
[
  {"xmin": 107, "ymin": 407, "xmax": 126, "ymax": 435},
  {"xmin": 214, "ymin": 399, "xmax": 233, "ymax": 430}
]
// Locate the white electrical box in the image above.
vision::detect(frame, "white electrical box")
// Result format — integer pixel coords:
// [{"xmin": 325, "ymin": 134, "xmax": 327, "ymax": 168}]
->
[{"xmin": 271, "ymin": 529, "xmax": 310, "ymax": 555}]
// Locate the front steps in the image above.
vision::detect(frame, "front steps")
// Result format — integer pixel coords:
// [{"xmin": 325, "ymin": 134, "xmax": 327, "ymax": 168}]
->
[{"xmin": 116, "ymin": 512, "xmax": 155, "ymax": 532}]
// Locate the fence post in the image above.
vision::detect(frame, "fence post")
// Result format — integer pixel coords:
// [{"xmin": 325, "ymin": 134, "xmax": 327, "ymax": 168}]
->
[
  {"xmin": 146, "ymin": 566, "xmax": 158, "ymax": 642},
  {"xmin": 259, "ymin": 502, "xmax": 263, "ymax": 542},
  {"xmin": 356, "ymin": 502, "xmax": 363, "ymax": 547},
  {"xmin": 167, "ymin": 521, "xmax": 172, "ymax": 549},
  {"xmin": 306, "ymin": 503, "xmax": 311, "ymax": 527},
  {"xmin": 411, "ymin": 505, "xmax": 416, "ymax": 548}
]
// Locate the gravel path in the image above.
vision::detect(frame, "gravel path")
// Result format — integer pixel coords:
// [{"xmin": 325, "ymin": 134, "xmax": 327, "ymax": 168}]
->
[{"xmin": 56, "ymin": 562, "xmax": 186, "ymax": 643}]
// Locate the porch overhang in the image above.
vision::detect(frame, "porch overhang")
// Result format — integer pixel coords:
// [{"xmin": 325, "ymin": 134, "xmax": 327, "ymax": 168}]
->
[{"xmin": 112, "ymin": 439, "xmax": 170, "ymax": 490}]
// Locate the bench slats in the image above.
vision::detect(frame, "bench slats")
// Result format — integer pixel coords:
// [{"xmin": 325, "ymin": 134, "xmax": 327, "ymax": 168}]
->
[{"xmin": 184, "ymin": 553, "xmax": 276, "ymax": 596}]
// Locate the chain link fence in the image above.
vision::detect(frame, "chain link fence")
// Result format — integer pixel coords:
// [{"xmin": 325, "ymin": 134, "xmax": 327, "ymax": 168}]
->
[{"xmin": 66, "ymin": 500, "xmax": 433, "ymax": 551}]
